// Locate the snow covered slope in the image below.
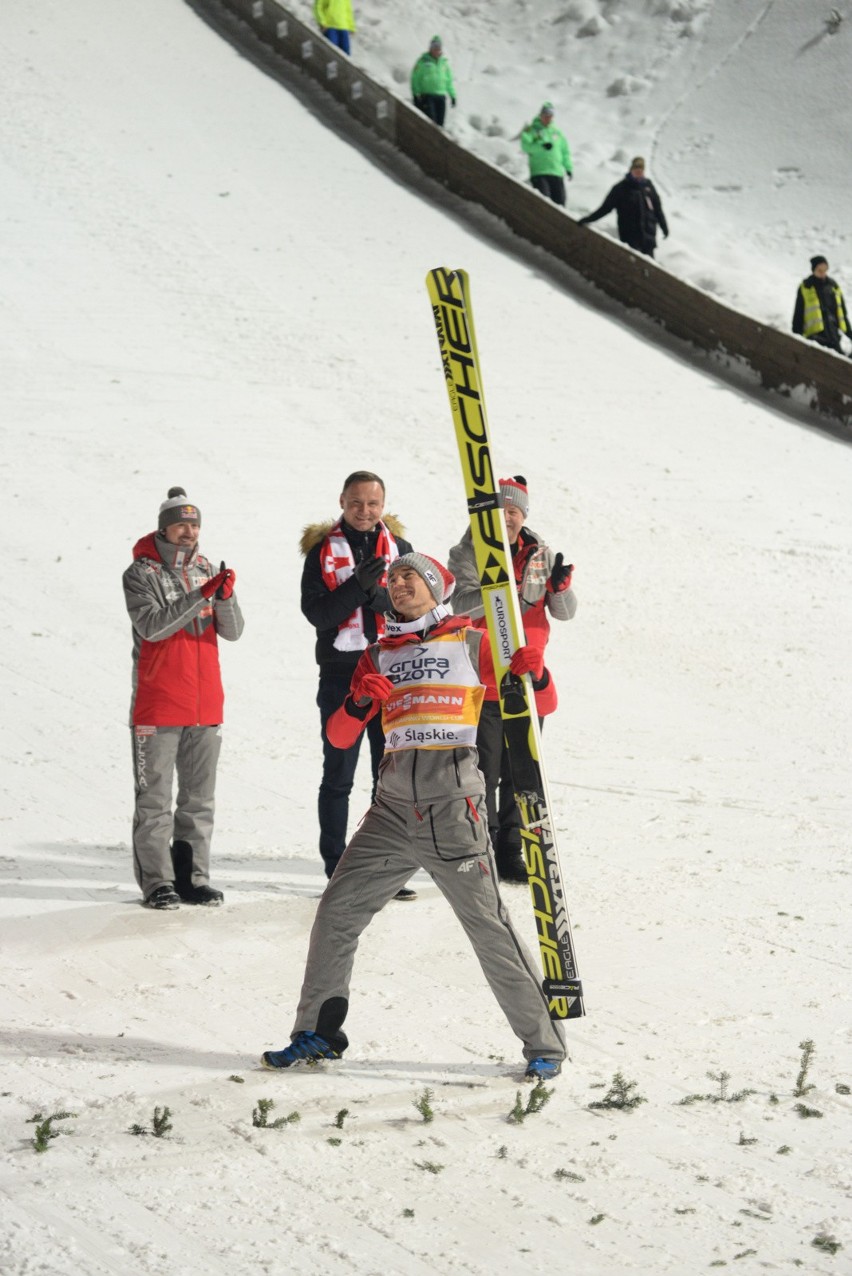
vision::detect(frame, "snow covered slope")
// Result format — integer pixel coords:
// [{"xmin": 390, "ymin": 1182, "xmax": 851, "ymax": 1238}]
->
[{"xmin": 294, "ymin": 0, "xmax": 851, "ymax": 332}]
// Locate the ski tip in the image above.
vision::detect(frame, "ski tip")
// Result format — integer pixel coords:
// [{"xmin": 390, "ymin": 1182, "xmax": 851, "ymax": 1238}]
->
[{"xmin": 426, "ymin": 266, "xmax": 466, "ymax": 285}]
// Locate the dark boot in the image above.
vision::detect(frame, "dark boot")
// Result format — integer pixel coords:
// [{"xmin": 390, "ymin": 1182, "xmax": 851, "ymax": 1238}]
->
[
  {"xmin": 171, "ymin": 840, "xmax": 224, "ymax": 906},
  {"xmin": 495, "ymin": 851, "xmax": 528, "ymax": 884},
  {"xmin": 144, "ymin": 884, "xmax": 180, "ymax": 910},
  {"xmin": 179, "ymin": 883, "xmax": 224, "ymax": 906}
]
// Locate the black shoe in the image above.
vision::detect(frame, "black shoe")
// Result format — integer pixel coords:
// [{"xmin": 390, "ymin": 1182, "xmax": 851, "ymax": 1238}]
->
[
  {"xmin": 393, "ymin": 887, "xmax": 417, "ymax": 901},
  {"xmin": 177, "ymin": 884, "xmax": 224, "ymax": 906},
  {"xmin": 496, "ymin": 855, "xmax": 528, "ymax": 884},
  {"xmin": 144, "ymin": 885, "xmax": 180, "ymax": 910}
]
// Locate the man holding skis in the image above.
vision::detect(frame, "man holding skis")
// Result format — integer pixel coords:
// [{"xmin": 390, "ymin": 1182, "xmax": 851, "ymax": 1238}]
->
[{"xmin": 262, "ymin": 552, "xmax": 566, "ymax": 1080}]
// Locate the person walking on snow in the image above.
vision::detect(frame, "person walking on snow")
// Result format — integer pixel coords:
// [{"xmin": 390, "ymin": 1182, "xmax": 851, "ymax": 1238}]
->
[
  {"xmin": 448, "ymin": 477, "xmax": 577, "ymax": 884},
  {"xmin": 314, "ymin": 0, "xmax": 355, "ymax": 55},
  {"xmin": 578, "ymin": 155, "xmax": 668, "ymax": 258},
  {"xmin": 411, "ymin": 35, "xmax": 457, "ymax": 128},
  {"xmin": 261, "ymin": 553, "xmax": 566, "ymax": 1081},
  {"xmin": 520, "ymin": 102, "xmax": 573, "ymax": 206},
  {"xmin": 300, "ymin": 471, "xmax": 414, "ymax": 888},
  {"xmin": 792, "ymin": 255, "xmax": 851, "ymax": 355},
  {"xmin": 123, "ymin": 487, "xmax": 244, "ymax": 910}
]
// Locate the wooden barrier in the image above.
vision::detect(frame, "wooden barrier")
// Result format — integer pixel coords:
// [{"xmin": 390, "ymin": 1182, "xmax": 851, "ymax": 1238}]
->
[{"xmin": 193, "ymin": 0, "xmax": 852, "ymax": 432}]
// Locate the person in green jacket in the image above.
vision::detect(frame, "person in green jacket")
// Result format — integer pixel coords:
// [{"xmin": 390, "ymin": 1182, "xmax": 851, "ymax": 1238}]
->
[
  {"xmin": 314, "ymin": 0, "xmax": 355, "ymax": 56},
  {"xmin": 520, "ymin": 102, "xmax": 572, "ymax": 206},
  {"xmin": 411, "ymin": 35, "xmax": 457, "ymax": 127}
]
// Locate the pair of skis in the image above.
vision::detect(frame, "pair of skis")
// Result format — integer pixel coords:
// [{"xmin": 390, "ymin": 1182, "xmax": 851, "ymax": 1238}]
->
[{"xmin": 426, "ymin": 267, "xmax": 584, "ymax": 1021}]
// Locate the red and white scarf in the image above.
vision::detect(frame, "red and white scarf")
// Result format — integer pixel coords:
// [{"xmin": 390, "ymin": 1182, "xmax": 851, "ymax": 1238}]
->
[{"xmin": 320, "ymin": 521, "xmax": 400, "ymax": 651}]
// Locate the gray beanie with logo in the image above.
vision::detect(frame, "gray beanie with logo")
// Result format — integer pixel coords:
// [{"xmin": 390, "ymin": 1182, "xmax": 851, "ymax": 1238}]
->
[
  {"xmin": 499, "ymin": 475, "xmax": 530, "ymax": 517},
  {"xmin": 388, "ymin": 553, "xmax": 456, "ymax": 606},
  {"xmin": 158, "ymin": 486, "xmax": 201, "ymax": 530}
]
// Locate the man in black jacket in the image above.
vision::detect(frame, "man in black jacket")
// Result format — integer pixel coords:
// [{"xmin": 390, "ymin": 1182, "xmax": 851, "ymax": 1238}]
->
[
  {"xmin": 579, "ymin": 156, "xmax": 669, "ymax": 258},
  {"xmin": 300, "ymin": 471, "xmax": 414, "ymax": 884}
]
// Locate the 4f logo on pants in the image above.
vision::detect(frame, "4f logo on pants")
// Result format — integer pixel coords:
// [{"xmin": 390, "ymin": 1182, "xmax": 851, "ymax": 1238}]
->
[{"xmin": 457, "ymin": 858, "xmax": 480, "ymax": 873}]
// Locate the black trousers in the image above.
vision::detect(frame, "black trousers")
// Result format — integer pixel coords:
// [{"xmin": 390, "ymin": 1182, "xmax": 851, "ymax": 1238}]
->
[
  {"xmin": 808, "ymin": 331, "xmax": 844, "ymax": 354},
  {"xmin": 476, "ymin": 701, "xmax": 544, "ymax": 860},
  {"xmin": 415, "ymin": 94, "xmax": 447, "ymax": 127},
  {"xmin": 531, "ymin": 174, "xmax": 566, "ymax": 206},
  {"xmin": 316, "ymin": 674, "xmax": 385, "ymax": 877}
]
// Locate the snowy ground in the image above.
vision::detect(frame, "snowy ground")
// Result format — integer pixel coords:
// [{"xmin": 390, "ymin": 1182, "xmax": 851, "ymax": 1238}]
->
[{"xmin": 0, "ymin": 1, "xmax": 850, "ymax": 1273}]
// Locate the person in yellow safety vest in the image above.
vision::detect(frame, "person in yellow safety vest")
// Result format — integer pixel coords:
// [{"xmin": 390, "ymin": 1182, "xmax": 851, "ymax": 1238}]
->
[
  {"xmin": 792, "ymin": 255, "xmax": 851, "ymax": 355},
  {"xmin": 314, "ymin": 0, "xmax": 355, "ymax": 56},
  {"xmin": 411, "ymin": 36, "xmax": 457, "ymax": 128}
]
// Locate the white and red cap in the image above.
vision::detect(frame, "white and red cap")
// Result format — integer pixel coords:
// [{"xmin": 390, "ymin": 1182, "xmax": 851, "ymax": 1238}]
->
[
  {"xmin": 499, "ymin": 475, "xmax": 530, "ymax": 517},
  {"xmin": 388, "ymin": 553, "xmax": 455, "ymax": 605}
]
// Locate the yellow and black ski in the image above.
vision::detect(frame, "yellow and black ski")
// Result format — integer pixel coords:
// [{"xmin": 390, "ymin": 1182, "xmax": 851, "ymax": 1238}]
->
[{"xmin": 426, "ymin": 267, "xmax": 584, "ymax": 1021}]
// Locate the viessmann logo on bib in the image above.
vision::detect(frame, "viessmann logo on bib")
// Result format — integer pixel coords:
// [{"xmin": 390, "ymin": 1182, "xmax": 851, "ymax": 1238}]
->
[{"xmin": 384, "ymin": 690, "xmax": 466, "ymax": 723}]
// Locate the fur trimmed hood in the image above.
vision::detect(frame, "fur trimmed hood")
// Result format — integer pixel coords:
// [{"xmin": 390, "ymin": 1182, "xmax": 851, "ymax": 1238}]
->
[{"xmin": 299, "ymin": 513, "xmax": 407, "ymax": 556}]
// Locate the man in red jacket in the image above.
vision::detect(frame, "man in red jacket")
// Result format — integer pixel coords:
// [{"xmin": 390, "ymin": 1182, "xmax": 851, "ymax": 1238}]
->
[
  {"xmin": 448, "ymin": 477, "xmax": 577, "ymax": 882},
  {"xmin": 123, "ymin": 487, "xmax": 244, "ymax": 909}
]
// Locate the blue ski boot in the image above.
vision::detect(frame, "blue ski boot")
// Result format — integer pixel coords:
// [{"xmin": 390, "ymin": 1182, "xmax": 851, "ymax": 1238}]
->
[
  {"xmin": 261, "ymin": 1031, "xmax": 339, "ymax": 1069},
  {"xmin": 524, "ymin": 1057, "xmax": 562, "ymax": 1081}
]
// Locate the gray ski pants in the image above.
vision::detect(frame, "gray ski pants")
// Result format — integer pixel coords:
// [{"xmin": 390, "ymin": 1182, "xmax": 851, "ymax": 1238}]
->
[
  {"xmin": 293, "ymin": 791, "xmax": 565, "ymax": 1063},
  {"xmin": 130, "ymin": 725, "xmax": 222, "ymax": 900}
]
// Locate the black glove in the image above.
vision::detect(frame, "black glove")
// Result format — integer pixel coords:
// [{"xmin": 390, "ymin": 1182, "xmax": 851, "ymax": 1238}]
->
[
  {"xmin": 542, "ymin": 141, "xmax": 553, "ymax": 150},
  {"xmin": 566, "ymin": 172, "xmax": 573, "ymax": 181},
  {"xmin": 215, "ymin": 559, "xmax": 236, "ymax": 600},
  {"xmin": 450, "ymin": 96, "xmax": 457, "ymax": 107},
  {"xmin": 354, "ymin": 554, "xmax": 385, "ymax": 591},
  {"xmin": 547, "ymin": 553, "xmax": 574, "ymax": 594}
]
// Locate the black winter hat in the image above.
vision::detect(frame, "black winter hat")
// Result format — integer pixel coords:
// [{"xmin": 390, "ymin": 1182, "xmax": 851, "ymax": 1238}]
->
[{"xmin": 810, "ymin": 255, "xmax": 828, "ymax": 271}]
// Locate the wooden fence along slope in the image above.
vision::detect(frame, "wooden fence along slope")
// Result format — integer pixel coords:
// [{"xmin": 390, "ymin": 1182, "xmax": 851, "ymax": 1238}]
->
[{"xmin": 190, "ymin": 0, "xmax": 852, "ymax": 432}]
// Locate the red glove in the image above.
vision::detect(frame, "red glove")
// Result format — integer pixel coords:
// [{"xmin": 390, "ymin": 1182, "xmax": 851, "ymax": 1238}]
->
[
  {"xmin": 200, "ymin": 566, "xmax": 236, "ymax": 600},
  {"xmin": 547, "ymin": 552, "xmax": 574, "ymax": 593},
  {"xmin": 510, "ymin": 645, "xmax": 544, "ymax": 680},
  {"xmin": 352, "ymin": 671, "xmax": 395, "ymax": 704},
  {"xmin": 217, "ymin": 567, "xmax": 236, "ymax": 600}
]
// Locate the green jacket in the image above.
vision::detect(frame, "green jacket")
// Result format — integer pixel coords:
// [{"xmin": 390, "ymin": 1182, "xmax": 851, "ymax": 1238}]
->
[
  {"xmin": 411, "ymin": 52, "xmax": 456, "ymax": 100},
  {"xmin": 314, "ymin": 0, "xmax": 355, "ymax": 31},
  {"xmin": 521, "ymin": 119, "xmax": 572, "ymax": 179}
]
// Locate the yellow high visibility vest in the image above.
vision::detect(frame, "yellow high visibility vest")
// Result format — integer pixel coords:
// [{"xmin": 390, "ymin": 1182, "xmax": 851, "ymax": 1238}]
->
[{"xmin": 799, "ymin": 283, "xmax": 848, "ymax": 338}]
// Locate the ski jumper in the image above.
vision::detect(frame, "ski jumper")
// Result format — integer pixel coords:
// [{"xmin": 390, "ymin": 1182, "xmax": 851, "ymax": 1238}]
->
[{"xmin": 288, "ymin": 612, "xmax": 566, "ymax": 1064}]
